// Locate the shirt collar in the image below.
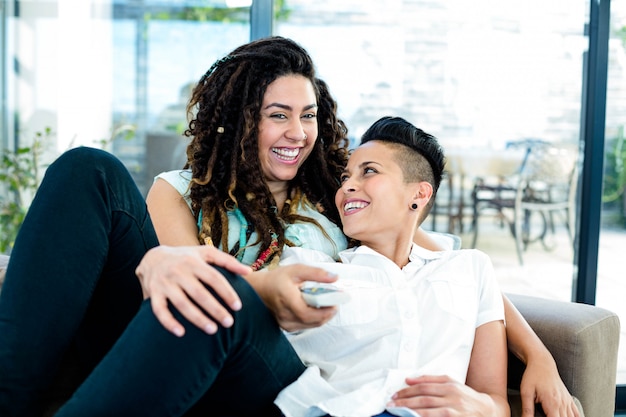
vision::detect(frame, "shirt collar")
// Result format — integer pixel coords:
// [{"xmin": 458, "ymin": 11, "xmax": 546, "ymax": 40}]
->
[
  {"xmin": 409, "ymin": 243, "xmax": 446, "ymax": 262},
  {"xmin": 339, "ymin": 243, "xmax": 445, "ymax": 267}
]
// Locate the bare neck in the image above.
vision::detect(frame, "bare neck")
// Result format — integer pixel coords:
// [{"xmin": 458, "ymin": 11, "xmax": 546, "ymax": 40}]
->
[{"xmin": 360, "ymin": 233, "xmax": 414, "ymax": 268}]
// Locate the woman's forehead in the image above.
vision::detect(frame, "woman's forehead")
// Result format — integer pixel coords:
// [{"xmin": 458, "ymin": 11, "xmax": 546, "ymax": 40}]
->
[
  {"xmin": 263, "ymin": 75, "xmax": 316, "ymax": 102},
  {"xmin": 347, "ymin": 142, "xmax": 395, "ymax": 166}
]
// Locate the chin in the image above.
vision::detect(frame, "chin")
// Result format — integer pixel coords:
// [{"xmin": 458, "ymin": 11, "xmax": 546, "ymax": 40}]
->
[{"xmin": 342, "ymin": 227, "xmax": 363, "ymax": 242}]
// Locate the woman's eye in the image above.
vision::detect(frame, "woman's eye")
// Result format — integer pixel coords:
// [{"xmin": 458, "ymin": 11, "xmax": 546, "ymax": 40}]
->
[
  {"xmin": 270, "ymin": 113, "xmax": 287, "ymax": 119},
  {"xmin": 339, "ymin": 174, "xmax": 349, "ymax": 183},
  {"xmin": 302, "ymin": 113, "xmax": 317, "ymax": 119},
  {"xmin": 363, "ymin": 167, "xmax": 376, "ymax": 174}
]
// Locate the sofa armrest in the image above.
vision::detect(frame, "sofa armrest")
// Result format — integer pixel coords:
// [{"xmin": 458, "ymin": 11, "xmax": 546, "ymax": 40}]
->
[{"xmin": 506, "ymin": 293, "xmax": 620, "ymax": 417}]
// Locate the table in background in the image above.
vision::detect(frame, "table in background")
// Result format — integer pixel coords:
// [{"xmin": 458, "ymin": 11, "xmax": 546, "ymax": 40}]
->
[{"xmin": 432, "ymin": 147, "xmax": 526, "ymax": 234}]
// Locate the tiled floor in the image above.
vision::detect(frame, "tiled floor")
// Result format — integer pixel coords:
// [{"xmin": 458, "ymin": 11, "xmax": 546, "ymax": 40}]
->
[{"xmin": 432, "ymin": 213, "xmax": 626, "ymax": 385}]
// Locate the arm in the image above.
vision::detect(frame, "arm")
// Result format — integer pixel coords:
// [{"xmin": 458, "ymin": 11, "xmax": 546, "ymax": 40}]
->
[
  {"xmin": 503, "ymin": 295, "xmax": 580, "ymax": 417},
  {"xmin": 416, "ymin": 222, "xmax": 578, "ymax": 416},
  {"xmin": 145, "ymin": 178, "xmax": 199, "ymax": 246},
  {"xmin": 390, "ymin": 320, "xmax": 509, "ymax": 416},
  {"xmin": 465, "ymin": 320, "xmax": 509, "ymax": 415},
  {"xmin": 244, "ymin": 265, "xmax": 339, "ymax": 332},
  {"xmin": 143, "ymin": 178, "xmax": 338, "ymax": 334},
  {"xmin": 413, "ymin": 227, "xmax": 445, "ymax": 250}
]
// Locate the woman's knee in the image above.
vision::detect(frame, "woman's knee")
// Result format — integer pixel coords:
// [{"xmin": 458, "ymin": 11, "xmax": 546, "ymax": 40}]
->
[
  {"xmin": 209, "ymin": 267, "xmax": 265, "ymax": 313},
  {"xmin": 43, "ymin": 147, "xmax": 140, "ymax": 202},
  {"xmin": 51, "ymin": 147, "xmax": 127, "ymax": 179}
]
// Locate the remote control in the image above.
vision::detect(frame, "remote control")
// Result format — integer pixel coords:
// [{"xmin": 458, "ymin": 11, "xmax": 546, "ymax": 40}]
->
[{"xmin": 301, "ymin": 284, "xmax": 351, "ymax": 308}]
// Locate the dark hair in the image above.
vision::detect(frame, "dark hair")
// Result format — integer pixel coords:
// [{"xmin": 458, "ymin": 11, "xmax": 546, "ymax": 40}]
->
[
  {"xmin": 360, "ymin": 116, "xmax": 445, "ymax": 217},
  {"xmin": 184, "ymin": 36, "xmax": 349, "ymax": 263}
]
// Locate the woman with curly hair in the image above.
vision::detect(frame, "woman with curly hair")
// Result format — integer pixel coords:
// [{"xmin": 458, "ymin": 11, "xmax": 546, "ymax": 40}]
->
[
  {"xmin": 0, "ymin": 36, "xmax": 349, "ymax": 417},
  {"xmin": 144, "ymin": 37, "xmax": 352, "ymax": 338}
]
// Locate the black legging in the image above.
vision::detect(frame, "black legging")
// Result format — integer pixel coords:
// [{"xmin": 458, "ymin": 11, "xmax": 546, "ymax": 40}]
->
[{"xmin": 0, "ymin": 147, "xmax": 304, "ymax": 417}]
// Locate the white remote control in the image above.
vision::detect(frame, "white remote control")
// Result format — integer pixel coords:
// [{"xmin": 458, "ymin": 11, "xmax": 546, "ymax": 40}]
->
[{"xmin": 301, "ymin": 283, "xmax": 351, "ymax": 308}]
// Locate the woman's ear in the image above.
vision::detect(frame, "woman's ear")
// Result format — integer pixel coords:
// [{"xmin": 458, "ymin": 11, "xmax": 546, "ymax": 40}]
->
[{"xmin": 414, "ymin": 181, "xmax": 433, "ymax": 205}]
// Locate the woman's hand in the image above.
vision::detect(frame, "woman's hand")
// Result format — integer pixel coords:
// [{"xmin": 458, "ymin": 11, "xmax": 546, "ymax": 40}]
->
[
  {"xmin": 501, "ymin": 294, "xmax": 580, "ymax": 417},
  {"xmin": 246, "ymin": 264, "xmax": 339, "ymax": 332},
  {"xmin": 136, "ymin": 245, "xmax": 252, "ymax": 337},
  {"xmin": 388, "ymin": 375, "xmax": 502, "ymax": 416},
  {"xmin": 519, "ymin": 353, "xmax": 580, "ymax": 417}
]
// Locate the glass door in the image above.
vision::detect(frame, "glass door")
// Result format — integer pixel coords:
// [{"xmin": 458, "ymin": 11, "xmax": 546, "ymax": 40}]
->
[
  {"xmin": 276, "ymin": 0, "xmax": 587, "ymax": 301},
  {"xmin": 599, "ymin": 0, "xmax": 626, "ymax": 390}
]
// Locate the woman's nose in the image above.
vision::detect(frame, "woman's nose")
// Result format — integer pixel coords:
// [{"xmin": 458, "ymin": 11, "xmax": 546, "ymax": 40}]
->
[
  {"xmin": 341, "ymin": 179, "xmax": 357, "ymax": 193},
  {"xmin": 286, "ymin": 120, "xmax": 307, "ymax": 142}
]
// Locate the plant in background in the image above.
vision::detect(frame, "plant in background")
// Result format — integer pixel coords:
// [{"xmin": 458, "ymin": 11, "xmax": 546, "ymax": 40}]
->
[
  {"xmin": 0, "ymin": 124, "xmax": 136, "ymax": 254},
  {"xmin": 0, "ymin": 127, "xmax": 53, "ymax": 253},
  {"xmin": 603, "ymin": 125, "xmax": 626, "ymax": 226},
  {"xmin": 147, "ymin": 0, "xmax": 290, "ymax": 23},
  {"xmin": 93, "ymin": 123, "xmax": 136, "ymax": 150}
]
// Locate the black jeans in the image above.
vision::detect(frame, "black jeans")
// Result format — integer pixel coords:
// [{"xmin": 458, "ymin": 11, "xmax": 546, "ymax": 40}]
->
[{"xmin": 0, "ymin": 147, "xmax": 304, "ymax": 417}]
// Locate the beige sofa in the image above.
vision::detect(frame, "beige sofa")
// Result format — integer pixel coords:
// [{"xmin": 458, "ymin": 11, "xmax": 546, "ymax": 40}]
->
[{"xmin": 0, "ymin": 254, "xmax": 620, "ymax": 416}]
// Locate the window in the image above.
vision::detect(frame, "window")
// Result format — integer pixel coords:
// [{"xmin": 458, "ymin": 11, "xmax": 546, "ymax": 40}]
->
[
  {"xmin": 600, "ymin": 0, "xmax": 626, "ymax": 387},
  {"xmin": 278, "ymin": 4, "xmax": 587, "ymax": 279},
  {"xmin": 4, "ymin": 0, "xmax": 251, "ymax": 194}
]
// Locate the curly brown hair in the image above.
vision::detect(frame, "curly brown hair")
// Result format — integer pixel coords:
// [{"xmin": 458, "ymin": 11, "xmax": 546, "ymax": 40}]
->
[{"xmin": 184, "ymin": 36, "xmax": 350, "ymax": 264}]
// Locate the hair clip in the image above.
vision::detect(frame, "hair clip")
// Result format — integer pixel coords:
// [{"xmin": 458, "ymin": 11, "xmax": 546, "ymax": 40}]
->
[
  {"xmin": 201, "ymin": 54, "xmax": 236, "ymax": 82},
  {"xmin": 217, "ymin": 126, "xmax": 225, "ymax": 133}
]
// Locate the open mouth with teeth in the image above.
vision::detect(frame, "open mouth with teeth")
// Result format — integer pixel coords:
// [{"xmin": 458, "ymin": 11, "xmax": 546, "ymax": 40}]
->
[
  {"xmin": 343, "ymin": 201, "xmax": 369, "ymax": 213},
  {"xmin": 272, "ymin": 147, "xmax": 301, "ymax": 161}
]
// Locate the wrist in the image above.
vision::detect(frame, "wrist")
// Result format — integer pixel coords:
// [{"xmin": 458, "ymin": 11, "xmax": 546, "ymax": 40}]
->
[
  {"xmin": 242, "ymin": 269, "xmax": 264, "ymax": 292},
  {"xmin": 521, "ymin": 344, "xmax": 557, "ymax": 369}
]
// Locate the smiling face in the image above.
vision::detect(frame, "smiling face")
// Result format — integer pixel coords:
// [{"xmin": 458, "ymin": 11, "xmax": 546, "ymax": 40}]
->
[
  {"xmin": 335, "ymin": 141, "xmax": 425, "ymax": 248},
  {"xmin": 257, "ymin": 74, "xmax": 318, "ymax": 194}
]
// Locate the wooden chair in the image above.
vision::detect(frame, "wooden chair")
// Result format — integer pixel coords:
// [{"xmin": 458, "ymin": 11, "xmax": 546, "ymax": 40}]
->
[{"xmin": 470, "ymin": 140, "xmax": 579, "ymax": 265}]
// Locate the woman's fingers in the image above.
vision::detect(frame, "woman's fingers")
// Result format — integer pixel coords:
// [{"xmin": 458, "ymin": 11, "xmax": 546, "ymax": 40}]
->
[
  {"xmin": 149, "ymin": 292, "xmax": 188, "ymax": 337},
  {"xmin": 138, "ymin": 245, "xmax": 250, "ymax": 336}
]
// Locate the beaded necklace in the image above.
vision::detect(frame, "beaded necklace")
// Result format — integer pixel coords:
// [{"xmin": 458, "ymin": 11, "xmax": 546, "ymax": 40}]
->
[
  {"xmin": 250, "ymin": 232, "xmax": 279, "ymax": 271},
  {"xmin": 232, "ymin": 207, "xmax": 249, "ymax": 259},
  {"xmin": 232, "ymin": 207, "xmax": 279, "ymax": 271}
]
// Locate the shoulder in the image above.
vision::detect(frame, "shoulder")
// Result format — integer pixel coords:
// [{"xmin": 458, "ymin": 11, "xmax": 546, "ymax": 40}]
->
[
  {"xmin": 437, "ymin": 247, "xmax": 492, "ymax": 265},
  {"xmin": 154, "ymin": 170, "xmax": 192, "ymax": 195},
  {"xmin": 154, "ymin": 169, "xmax": 193, "ymax": 209},
  {"xmin": 286, "ymin": 200, "xmax": 348, "ymax": 258},
  {"xmin": 423, "ymin": 248, "xmax": 496, "ymax": 287}
]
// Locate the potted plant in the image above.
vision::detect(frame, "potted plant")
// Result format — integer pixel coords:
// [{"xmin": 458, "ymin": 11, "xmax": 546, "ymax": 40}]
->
[{"xmin": 0, "ymin": 128, "xmax": 53, "ymax": 253}]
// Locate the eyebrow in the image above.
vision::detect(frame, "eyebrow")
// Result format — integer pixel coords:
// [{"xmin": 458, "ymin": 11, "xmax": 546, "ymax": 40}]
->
[
  {"xmin": 342, "ymin": 160, "xmax": 382, "ymax": 174},
  {"xmin": 263, "ymin": 103, "xmax": 318, "ymax": 111}
]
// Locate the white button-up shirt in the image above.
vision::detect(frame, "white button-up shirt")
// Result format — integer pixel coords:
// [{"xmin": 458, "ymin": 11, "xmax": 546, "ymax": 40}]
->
[{"xmin": 275, "ymin": 244, "xmax": 504, "ymax": 417}]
